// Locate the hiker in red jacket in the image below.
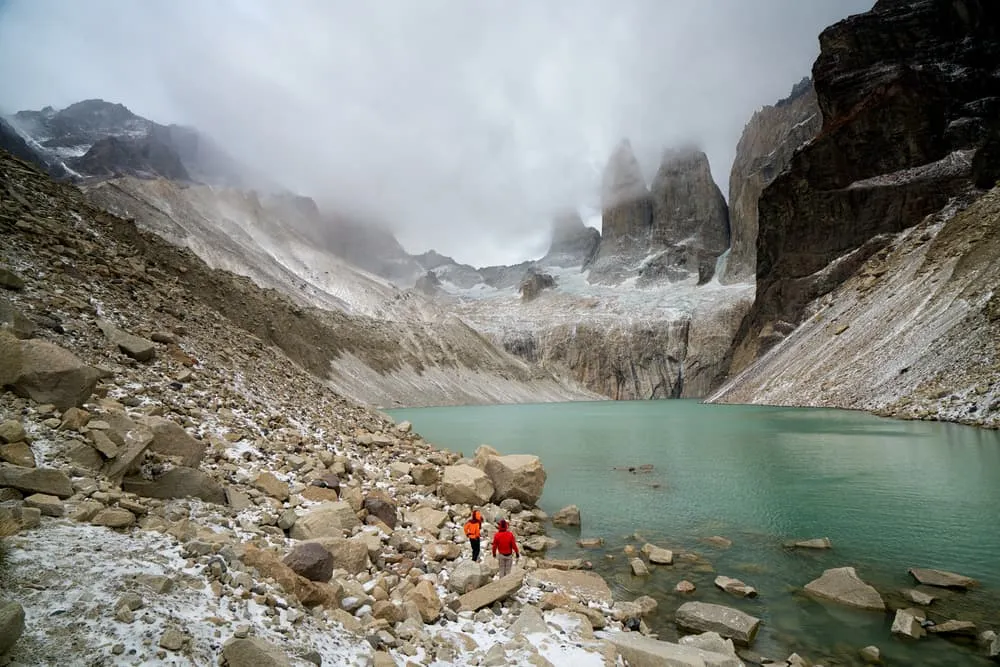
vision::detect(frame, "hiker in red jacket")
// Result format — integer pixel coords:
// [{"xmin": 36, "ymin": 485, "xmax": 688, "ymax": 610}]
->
[{"xmin": 491, "ymin": 519, "xmax": 520, "ymax": 577}]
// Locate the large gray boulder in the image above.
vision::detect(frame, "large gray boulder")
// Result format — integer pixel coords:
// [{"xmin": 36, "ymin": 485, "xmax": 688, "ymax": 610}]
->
[
  {"xmin": 404, "ymin": 506, "xmax": 448, "ymax": 533},
  {"xmin": 0, "ymin": 600, "xmax": 25, "ymax": 656},
  {"xmin": 139, "ymin": 417, "xmax": 206, "ymax": 468},
  {"xmin": 0, "ymin": 465, "xmax": 73, "ymax": 498},
  {"xmin": 7, "ymin": 339, "xmax": 101, "ymax": 409},
  {"xmin": 483, "ymin": 454, "xmax": 546, "ymax": 506},
  {"xmin": 221, "ymin": 637, "xmax": 292, "ymax": 667},
  {"xmin": 97, "ymin": 319, "xmax": 156, "ymax": 362},
  {"xmin": 605, "ymin": 632, "xmax": 742, "ymax": 667},
  {"xmin": 122, "ymin": 467, "xmax": 225, "ymax": 504},
  {"xmin": 288, "ymin": 502, "xmax": 360, "ymax": 540},
  {"xmin": 440, "ymin": 464, "xmax": 494, "ymax": 506},
  {"xmin": 304, "ymin": 536, "xmax": 370, "ymax": 575},
  {"xmin": 804, "ymin": 567, "xmax": 885, "ymax": 611},
  {"xmin": 282, "ymin": 542, "xmax": 334, "ymax": 582},
  {"xmin": 458, "ymin": 572, "xmax": 524, "ymax": 612},
  {"xmin": 448, "ymin": 560, "xmax": 491, "ymax": 594},
  {"xmin": 529, "ymin": 569, "xmax": 613, "ymax": 606},
  {"xmin": 674, "ymin": 601, "xmax": 761, "ymax": 646}
]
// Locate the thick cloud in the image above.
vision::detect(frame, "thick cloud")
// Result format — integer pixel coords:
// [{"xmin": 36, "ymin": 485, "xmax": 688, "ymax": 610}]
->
[{"xmin": 0, "ymin": 0, "xmax": 871, "ymax": 265}]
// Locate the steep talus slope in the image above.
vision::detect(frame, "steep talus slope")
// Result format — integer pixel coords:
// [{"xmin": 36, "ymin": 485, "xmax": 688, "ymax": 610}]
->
[
  {"xmin": 5, "ymin": 160, "xmax": 594, "ymax": 408},
  {"xmin": 722, "ymin": 78, "xmax": 821, "ymax": 284},
  {"xmin": 727, "ymin": 0, "xmax": 1000, "ymax": 376},
  {"xmin": 710, "ymin": 188, "xmax": 1000, "ymax": 428}
]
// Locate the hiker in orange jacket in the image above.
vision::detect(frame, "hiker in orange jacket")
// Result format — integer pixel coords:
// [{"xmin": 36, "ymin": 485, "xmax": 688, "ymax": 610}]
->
[
  {"xmin": 463, "ymin": 509, "xmax": 484, "ymax": 562},
  {"xmin": 491, "ymin": 518, "xmax": 520, "ymax": 576}
]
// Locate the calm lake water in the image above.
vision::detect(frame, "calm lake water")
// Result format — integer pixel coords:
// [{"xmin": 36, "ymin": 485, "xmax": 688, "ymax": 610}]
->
[{"xmin": 389, "ymin": 400, "xmax": 1000, "ymax": 666}]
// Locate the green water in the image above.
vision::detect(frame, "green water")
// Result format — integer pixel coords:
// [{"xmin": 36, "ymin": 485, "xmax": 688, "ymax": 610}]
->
[{"xmin": 389, "ymin": 400, "xmax": 1000, "ymax": 665}]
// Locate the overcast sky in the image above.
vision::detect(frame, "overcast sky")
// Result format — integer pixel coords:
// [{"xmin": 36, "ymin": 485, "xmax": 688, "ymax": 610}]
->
[{"xmin": 0, "ymin": 1, "xmax": 872, "ymax": 265}]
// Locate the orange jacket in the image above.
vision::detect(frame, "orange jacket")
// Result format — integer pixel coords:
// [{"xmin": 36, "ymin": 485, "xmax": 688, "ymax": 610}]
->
[
  {"xmin": 491, "ymin": 529, "xmax": 519, "ymax": 557},
  {"xmin": 464, "ymin": 511, "xmax": 483, "ymax": 540}
]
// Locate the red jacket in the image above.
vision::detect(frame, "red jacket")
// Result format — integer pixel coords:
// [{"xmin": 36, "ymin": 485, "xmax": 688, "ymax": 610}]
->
[{"xmin": 491, "ymin": 529, "xmax": 519, "ymax": 557}]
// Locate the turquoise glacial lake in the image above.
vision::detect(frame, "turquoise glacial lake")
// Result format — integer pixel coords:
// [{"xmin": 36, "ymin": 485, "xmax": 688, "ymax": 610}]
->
[{"xmin": 389, "ymin": 400, "xmax": 1000, "ymax": 665}]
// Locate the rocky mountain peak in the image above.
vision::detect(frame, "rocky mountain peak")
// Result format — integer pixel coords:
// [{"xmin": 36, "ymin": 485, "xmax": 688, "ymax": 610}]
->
[
  {"xmin": 541, "ymin": 211, "xmax": 600, "ymax": 268},
  {"xmin": 586, "ymin": 140, "xmax": 654, "ymax": 283},
  {"xmin": 600, "ymin": 139, "xmax": 648, "ymax": 209},
  {"xmin": 650, "ymin": 147, "xmax": 729, "ymax": 255}
]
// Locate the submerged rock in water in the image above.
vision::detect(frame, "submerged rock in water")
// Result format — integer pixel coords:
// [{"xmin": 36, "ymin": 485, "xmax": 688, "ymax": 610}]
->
[
  {"xmin": 908, "ymin": 567, "xmax": 978, "ymax": 590},
  {"xmin": 900, "ymin": 588, "xmax": 937, "ymax": 606},
  {"xmin": 803, "ymin": 567, "xmax": 885, "ymax": 611},
  {"xmin": 785, "ymin": 537, "xmax": 832, "ymax": 549}
]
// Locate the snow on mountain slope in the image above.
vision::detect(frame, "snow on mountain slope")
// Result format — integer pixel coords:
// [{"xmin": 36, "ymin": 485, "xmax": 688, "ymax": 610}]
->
[{"xmin": 83, "ymin": 177, "xmax": 419, "ymax": 318}]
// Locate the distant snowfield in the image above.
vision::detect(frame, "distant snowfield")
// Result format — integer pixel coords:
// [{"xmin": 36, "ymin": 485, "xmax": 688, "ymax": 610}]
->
[{"xmin": 443, "ymin": 263, "xmax": 754, "ymax": 332}]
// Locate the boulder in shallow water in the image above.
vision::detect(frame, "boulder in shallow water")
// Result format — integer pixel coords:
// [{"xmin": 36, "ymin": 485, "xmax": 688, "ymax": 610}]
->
[
  {"xmin": 714, "ymin": 575, "xmax": 757, "ymax": 598},
  {"xmin": 552, "ymin": 504, "xmax": 581, "ymax": 526},
  {"xmin": 979, "ymin": 630, "xmax": 998, "ymax": 659},
  {"xmin": 927, "ymin": 619, "xmax": 977, "ymax": 637},
  {"xmin": 630, "ymin": 558, "xmax": 650, "ymax": 576},
  {"xmin": 606, "ymin": 631, "xmax": 743, "ymax": 667},
  {"xmin": 859, "ymin": 645, "xmax": 881, "ymax": 664},
  {"xmin": 641, "ymin": 543, "xmax": 674, "ymax": 564},
  {"xmin": 674, "ymin": 601, "xmax": 761, "ymax": 646},
  {"xmin": 803, "ymin": 566, "xmax": 885, "ymax": 611},
  {"xmin": 908, "ymin": 567, "xmax": 977, "ymax": 590},
  {"xmin": 891, "ymin": 608, "xmax": 926, "ymax": 639}
]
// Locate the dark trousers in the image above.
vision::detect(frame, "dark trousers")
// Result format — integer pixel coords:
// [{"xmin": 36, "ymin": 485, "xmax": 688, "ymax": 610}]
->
[{"xmin": 470, "ymin": 538, "xmax": 480, "ymax": 562}]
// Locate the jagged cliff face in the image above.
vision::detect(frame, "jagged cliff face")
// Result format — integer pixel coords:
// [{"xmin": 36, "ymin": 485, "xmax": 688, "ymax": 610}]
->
[
  {"xmin": 646, "ymin": 149, "xmax": 730, "ymax": 285},
  {"xmin": 722, "ymin": 78, "xmax": 821, "ymax": 284},
  {"xmin": 728, "ymin": 0, "xmax": 1000, "ymax": 375}
]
